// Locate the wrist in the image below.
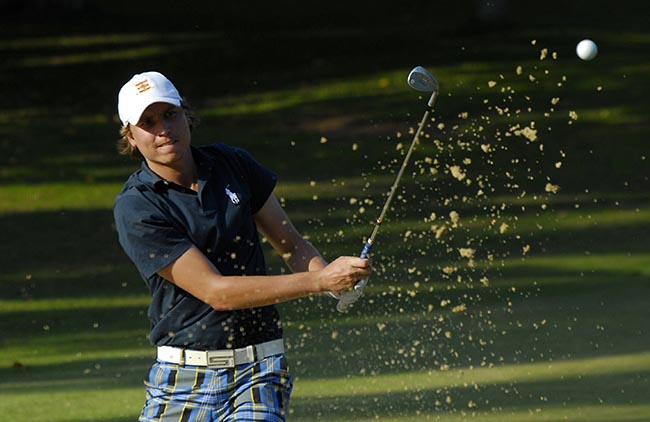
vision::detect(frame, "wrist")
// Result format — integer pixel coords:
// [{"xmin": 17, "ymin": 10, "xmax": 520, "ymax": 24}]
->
[
  {"xmin": 308, "ymin": 256, "xmax": 327, "ymax": 272},
  {"xmin": 306, "ymin": 269, "xmax": 327, "ymax": 293}
]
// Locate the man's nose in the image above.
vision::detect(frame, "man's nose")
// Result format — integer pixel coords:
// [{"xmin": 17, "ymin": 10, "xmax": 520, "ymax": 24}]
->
[{"xmin": 159, "ymin": 120, "xmax": 172, "ymax": 136}]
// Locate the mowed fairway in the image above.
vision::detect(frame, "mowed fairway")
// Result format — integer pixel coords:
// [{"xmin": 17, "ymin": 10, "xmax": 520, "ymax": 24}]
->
[{"xmin": 1, "ymin": 2, "xmax": 649, "ymax": 421}]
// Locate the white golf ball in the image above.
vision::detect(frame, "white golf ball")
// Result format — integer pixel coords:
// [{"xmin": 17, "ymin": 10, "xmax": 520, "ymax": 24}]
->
[{"xmin": 576, "ymin": 39, "xmax": 598, "ymax": 61}]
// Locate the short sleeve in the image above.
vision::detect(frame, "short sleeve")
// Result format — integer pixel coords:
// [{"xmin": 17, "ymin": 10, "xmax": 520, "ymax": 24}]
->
[
  {"xmin": 114, "ymin": 193, "xmax": 193, "ymax": 278},
  {"xmin": 230, "ymin": 147, "xmax": 278, "ymax": 213}
]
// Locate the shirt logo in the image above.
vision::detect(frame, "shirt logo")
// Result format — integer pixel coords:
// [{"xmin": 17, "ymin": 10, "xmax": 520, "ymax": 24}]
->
[
  {"xmin": 135, "ymin": 79, "xmax": 154, "ymax": 94},
  {"xmin": 225, "ymin": 185, "xmax": 240, "ymax": 205}
]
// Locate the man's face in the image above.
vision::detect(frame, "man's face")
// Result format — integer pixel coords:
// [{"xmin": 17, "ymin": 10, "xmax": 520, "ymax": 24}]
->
[{"xmin": 127, "ymin": 102, "xmax": 192, "ymax": 167}]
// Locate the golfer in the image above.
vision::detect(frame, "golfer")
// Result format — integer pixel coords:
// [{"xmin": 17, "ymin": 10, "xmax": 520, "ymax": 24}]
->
[{"xmin": 113, "ymin": 71, "xmax": 371, "ymax": 422}]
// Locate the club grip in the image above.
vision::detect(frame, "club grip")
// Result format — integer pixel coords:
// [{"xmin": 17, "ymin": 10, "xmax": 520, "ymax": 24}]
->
[
  {"xmin": 359, "ymin": 241, "xmax": 372, "ymax": 259},
  {"xmin": 355, "ymin": 241, "xmax": 372, "ymax": 289}
]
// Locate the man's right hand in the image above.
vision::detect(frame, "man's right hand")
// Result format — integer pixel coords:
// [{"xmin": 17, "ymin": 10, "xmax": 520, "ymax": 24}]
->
[{"xmin": 316, "ymin": 256, "xmax": 372, "ymax": 293}]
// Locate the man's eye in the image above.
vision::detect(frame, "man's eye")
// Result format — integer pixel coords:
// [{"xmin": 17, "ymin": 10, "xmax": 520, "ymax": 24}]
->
[{"xmin": 165, "ymin": 109, "xmax": 177, "ymax": 118}]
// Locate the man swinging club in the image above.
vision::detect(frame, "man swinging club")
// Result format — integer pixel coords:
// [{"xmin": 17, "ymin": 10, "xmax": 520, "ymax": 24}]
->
[{"xmin": 113, "ymin": 71, "xmax": 371, "ymax": 422}]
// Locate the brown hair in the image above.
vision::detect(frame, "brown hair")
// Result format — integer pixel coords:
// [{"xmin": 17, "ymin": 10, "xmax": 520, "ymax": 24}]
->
[{"xmin": 116, "ymin": 100, "xmax": 200, "ymax": 159}]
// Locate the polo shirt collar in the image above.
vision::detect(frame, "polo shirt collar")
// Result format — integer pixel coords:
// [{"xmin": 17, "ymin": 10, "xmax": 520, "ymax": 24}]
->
[
  {"xmin": 134, "ymin": 145, "xmax": 216, "ymax": 191},
  {"xmin": 136, "ymin": 161, "xmax": 163, "ymax": 189}
]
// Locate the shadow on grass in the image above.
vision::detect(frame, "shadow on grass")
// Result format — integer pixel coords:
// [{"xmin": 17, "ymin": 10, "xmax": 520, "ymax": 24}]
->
[
  {"xmin": 1, "ymin": 354, "xmax": 151, "ymax": 394},
  {"xmin": 0, "ymin": 209, "xmax": 124, "ymax": 281},
  {"xmin": 289, "ymin": 371, "xmax": 650, "ymax": 421},
  {"xmin": 1, "ymin": 28, "xmax": 648, "ymax": 193},
  {"xmin": 282, "ymin": 278, "xmax": 650, "ymax": 378}
]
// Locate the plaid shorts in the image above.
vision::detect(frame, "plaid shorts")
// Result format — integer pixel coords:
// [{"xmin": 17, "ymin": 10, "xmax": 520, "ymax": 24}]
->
[{"xmin": 139, "ymin": 354, "xmax": 293, "ymax": 422}]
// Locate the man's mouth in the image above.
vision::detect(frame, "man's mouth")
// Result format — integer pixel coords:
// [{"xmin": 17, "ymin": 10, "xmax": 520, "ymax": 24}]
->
[{"xmin": 157, "ymin": 139, "xmax": 177, "ymax": 148}]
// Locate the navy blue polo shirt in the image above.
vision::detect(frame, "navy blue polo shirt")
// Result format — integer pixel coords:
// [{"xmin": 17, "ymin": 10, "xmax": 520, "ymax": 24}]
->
[{"xmin": 113, "ymin": 143, "xmax": 282, "ymax": 349}]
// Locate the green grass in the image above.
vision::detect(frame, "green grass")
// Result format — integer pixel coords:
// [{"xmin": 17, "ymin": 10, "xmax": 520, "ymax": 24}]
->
[{"xmin": 1, "ymin": 1, "xmax": 649, "ymax": 421}]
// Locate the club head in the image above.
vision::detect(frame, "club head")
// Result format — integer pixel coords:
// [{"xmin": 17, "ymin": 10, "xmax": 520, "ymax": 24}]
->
[{"xmin": 407, "ymin": 66, "xmax": 439, "ymax": 93}]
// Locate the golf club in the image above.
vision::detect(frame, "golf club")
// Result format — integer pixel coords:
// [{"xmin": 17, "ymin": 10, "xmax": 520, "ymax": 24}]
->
[{"xmin": 336, "ymin": 66, "xmax": 440, "ymax": 312}]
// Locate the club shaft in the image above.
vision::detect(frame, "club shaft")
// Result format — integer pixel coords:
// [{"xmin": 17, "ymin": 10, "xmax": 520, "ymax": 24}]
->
[
  {"xmin": 366, "ymin": 107, "xmax": 431, "ymax": 247},
  {"xmin": 337, "ymin": 89, "xmax": 438, "ymax": 312},
  {"xmin": 351, "ymin": 97, "xmax": 436, "ymax": 292}
]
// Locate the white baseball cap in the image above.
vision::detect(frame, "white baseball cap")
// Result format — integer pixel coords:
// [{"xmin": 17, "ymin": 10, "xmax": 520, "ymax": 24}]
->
[{"xmin": 117, "ymin": 71, "xmax": 182, "ymax": 126}]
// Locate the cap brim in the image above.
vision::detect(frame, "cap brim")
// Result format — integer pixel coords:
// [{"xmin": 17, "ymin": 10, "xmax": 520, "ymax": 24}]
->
[{"xmin": 123, "ymin": 96, "xmax": 182, "ymax": 126}]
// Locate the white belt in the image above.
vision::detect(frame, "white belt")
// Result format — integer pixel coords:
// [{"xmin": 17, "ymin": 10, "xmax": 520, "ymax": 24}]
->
[{"xmin": 157, "ymin": 338, "xmax": 284, "ymax": 368}]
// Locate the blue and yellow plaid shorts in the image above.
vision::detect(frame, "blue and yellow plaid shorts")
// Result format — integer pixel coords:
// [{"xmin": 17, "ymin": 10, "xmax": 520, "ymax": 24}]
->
[{"xmin": 139, "ymin": 354, "xmax": 293, "ymax": 422}]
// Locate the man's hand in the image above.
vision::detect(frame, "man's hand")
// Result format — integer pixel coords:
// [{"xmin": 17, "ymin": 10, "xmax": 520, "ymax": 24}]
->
[{"xmin": 316, "ymin": 256, "xmax": 371, "ymax": 293}]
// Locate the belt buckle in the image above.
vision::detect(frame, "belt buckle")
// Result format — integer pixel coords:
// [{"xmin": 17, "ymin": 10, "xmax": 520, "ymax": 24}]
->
[{"xmin": 206, "ymin": 350, "xmax": 235, "ymax": 368}]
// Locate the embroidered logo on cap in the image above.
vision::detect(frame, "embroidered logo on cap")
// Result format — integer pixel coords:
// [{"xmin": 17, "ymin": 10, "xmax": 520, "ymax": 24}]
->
[
  {"xmin": 225, "ymin": 185, "xmax": 240, "ymax": 205},
  {"xmin": 135, "ymin": 79, "xmax": 154, "ymax": 94}
]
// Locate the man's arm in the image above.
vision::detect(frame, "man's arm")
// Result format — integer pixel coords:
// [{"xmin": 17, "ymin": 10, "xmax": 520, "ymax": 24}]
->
[
  {"xmin": 157, "ymin": 194, "xmax": 371, "ymax": 311},
  {"xmin": 253, "ymin": 193, "xmax": 327, "ymax": 273}
]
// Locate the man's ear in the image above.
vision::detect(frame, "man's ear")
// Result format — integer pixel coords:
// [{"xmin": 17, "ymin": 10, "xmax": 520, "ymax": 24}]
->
[{"xmin": 125, "ymin": 126, "xmax": 136, "ymax": 147}]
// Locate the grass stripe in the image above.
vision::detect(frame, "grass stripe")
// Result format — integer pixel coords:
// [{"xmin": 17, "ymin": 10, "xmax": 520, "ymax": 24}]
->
[{"xmin": 294, "ymin": 351, "xmax": 650, "ymax": 397}]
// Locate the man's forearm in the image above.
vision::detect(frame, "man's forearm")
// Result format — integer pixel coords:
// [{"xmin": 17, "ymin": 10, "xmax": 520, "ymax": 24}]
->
[
  {"xmin": 202, "ymin": 271, "xmax": 323, "ymax": 311},
  {"xmin": 284, "ymin": 239, "xmax": 327, "ymax": 273},
  {"xmin": 160, "ymin": 246, "xmax": 370, "ymax": 313}
]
